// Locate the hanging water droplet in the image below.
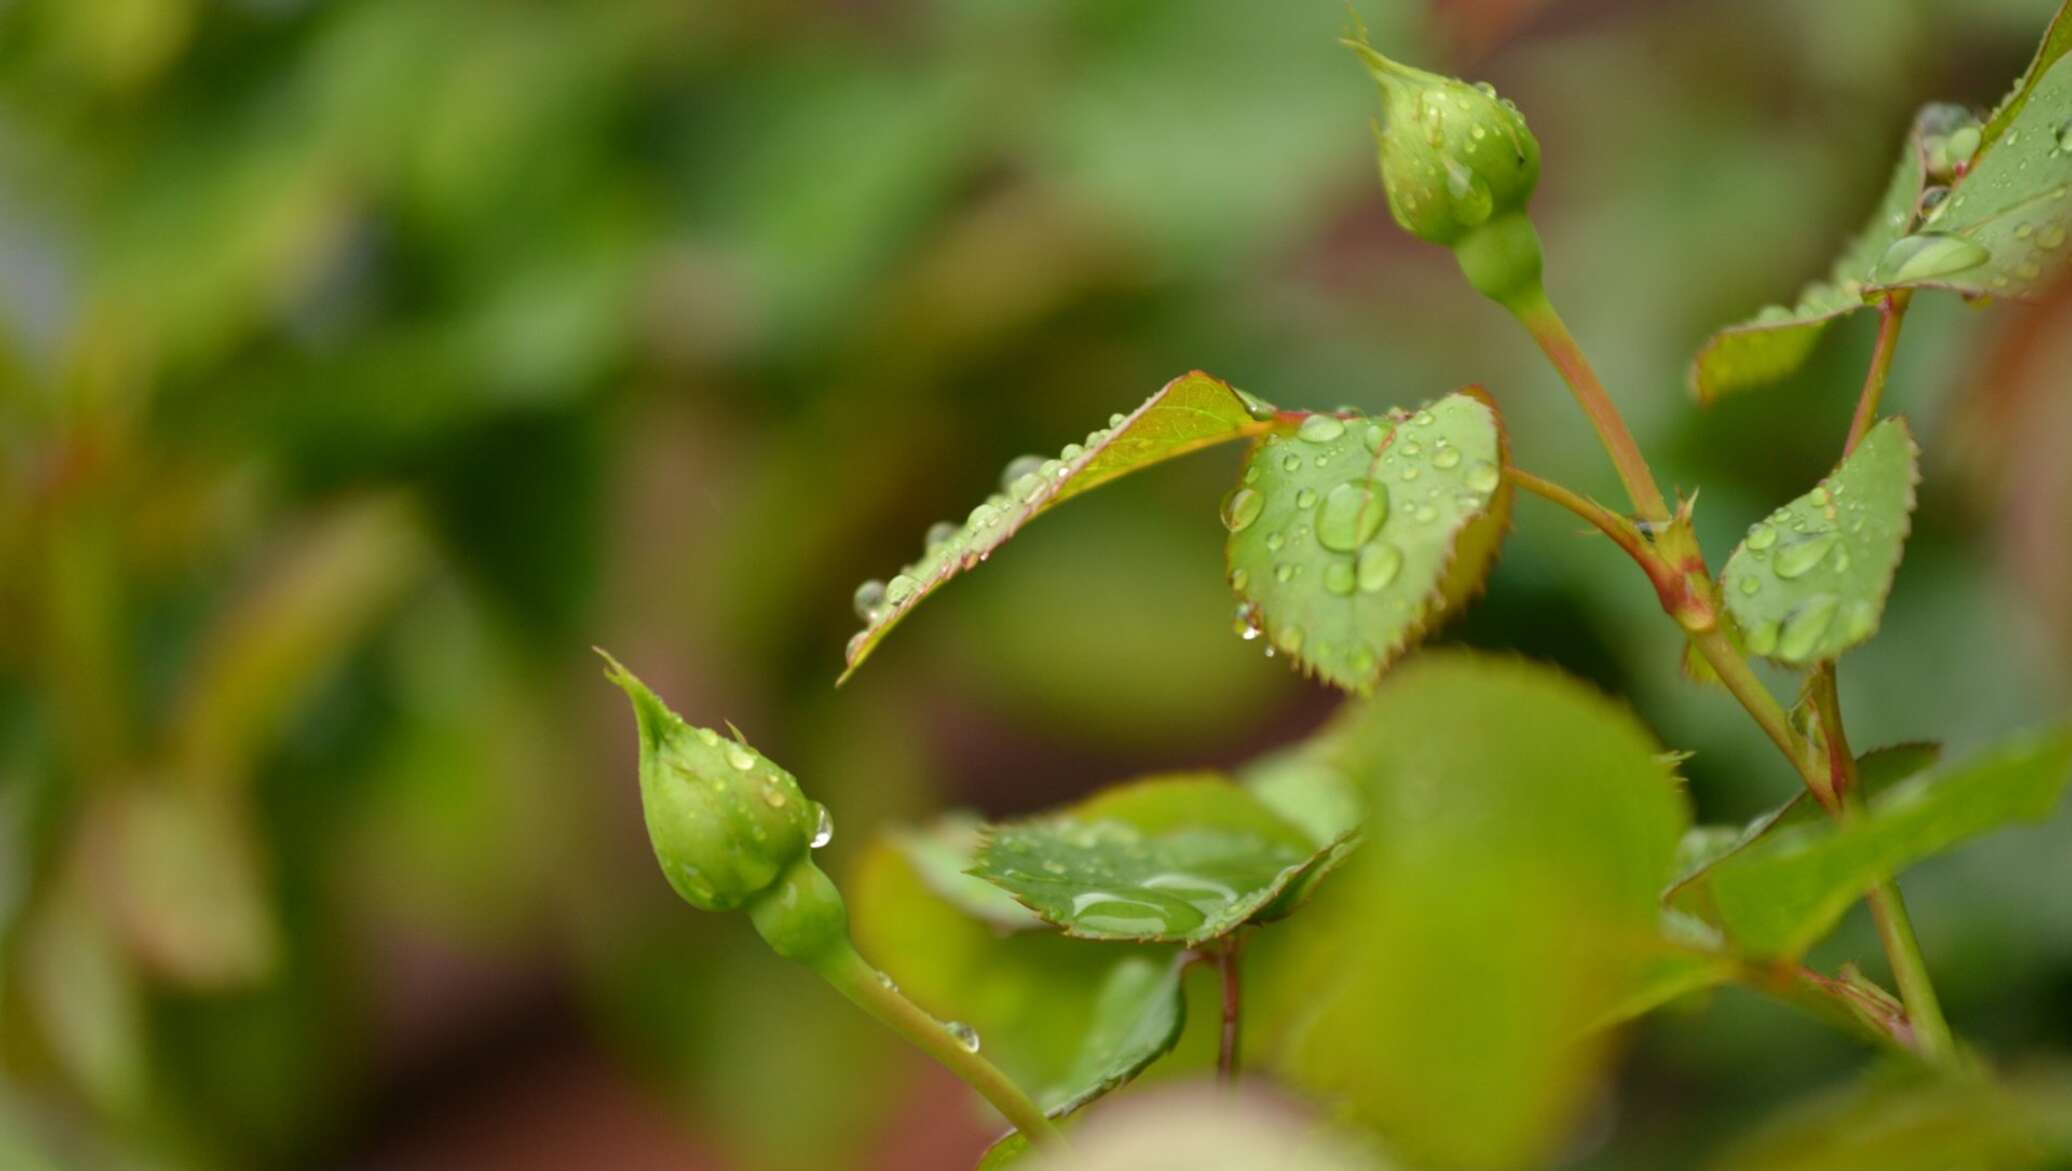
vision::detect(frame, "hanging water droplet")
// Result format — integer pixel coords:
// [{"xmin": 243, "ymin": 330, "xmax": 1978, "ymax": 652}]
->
[
  {"xmin": 884, "ymin": 574, "xmax": 919, "ymax": 606},
  {"xmin": 1871, "ymin": 233, "xmax": 1990, "ymax": 285},
  {"xmin": 1298, "ymin": 415, "xmax": 1347, "ymax": 443},
  {"xmin": 854, "ymin": 579, "xmax": 887, "ymax": 619},
  {"xmin": 1233, "ymin": 601, "xmax": 1262, "ymax": 639},
  {"xmin": 1316, "ymin": 480, "xmax": 1390, "ymax": 550},
  {"xmin": 1745, "ymin": 523, "xmax": 1778, "ymax": 551},
  {"xmin": 1357, "ymin": 543, "xmax": 1402, "ymax": 592},
  {"xmin": 1001, "ymin": 455, "xmax": 1045, "ymax": 493},
  {"xmin": 1778, "ymin": 595, "xmax": 1839, "ymax": 661},
  {"xmin": 1324, "ymin": 560, "xmax": 1356, "ymax": 595},
  {"xmin": 1774, "ymin": 534, "xmax": 1839, "ymax": 579},
  {"xmin": 1464, "ymin": 461, "xmax": 1501, "ymax": 492},
  {"xmin": 1221, "ymin": 487, "xmax": 1264, "ymax": 533},
  {"xmin": 810, "ymin": 804, "xmax": 834, "ymax": 849},
  {"xmin": 946, "ymin": 1021, "xmax": 981, "ymax": 1053},
  {"xmin": 925, "ymin": 521, "xmax": 958, "ymax": 550}
]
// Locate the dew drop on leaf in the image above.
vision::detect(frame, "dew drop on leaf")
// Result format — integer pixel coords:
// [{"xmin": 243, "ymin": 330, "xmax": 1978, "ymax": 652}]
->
[
  {"xmin": 1871, "ymin": 232, "xmax": 1991, "ymax": 284},
  {"xmin": 884, "ymin": 574, "xmax": 919, "ymax": 606},
  {"xmin": 810, "ymin": 804, "xmax": 834, "ymax": 849},
  {"xmin": 1297, "ymin": 415, "xmax": 1347, "ymax": 443},
  {"xmin": 1221, "ymin": 487, "xmax": 1264, "ymax": 533},
  {"xmin": 1324, "ymin": 560, "xmax": 1357, "ymax": 596},
  {"xmin": 1773, "ymin": 534, "xmax": 1839, "ymax": 580},
  {"xmin": 1317, "ymin": 480, "xmax": 1390, "ymax": 551},
  {"xmin": 853, "ymin": 579, "xmax": 887, "ymax": 620},
  {"xmin": 1778, "ymin": 595, "xmax": 1840, "ymax": 661},
  {"xmin": 946, "ymin": 1021, "xmax": 981, "ymax": 1053},
  {"xmin": 1357, "ymin": 543, "xmax": 1403, "ymax": 592}
]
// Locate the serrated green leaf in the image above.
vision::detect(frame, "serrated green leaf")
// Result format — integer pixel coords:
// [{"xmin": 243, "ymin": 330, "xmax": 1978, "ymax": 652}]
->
[
  {"xmin": 1669, "ymin": 741, "xmax": 1942, "ymax": 910},
  {"xmin": 1710, "ymin": 1067, "xmax": 2072, "ymax": 1171},
  {"xmin": 1721, "ymin": 418, "xmax": 1919, "ymax": 665},
  {"xmin": 1587, "ymin": 911, "xmax": 1736, "ymax": 1033},
  {"xmin": 840, "ymin": 371, "xmax": 1276, "ymax": 682},
  {"xmin": 1982, "ymin": 1, "xmax": 2072, "ymax": 152},
  {"xmin": 1689, "ymin": 104, "xmax": 1966, "ymax": 403},
  {"xmin": 850, "ymin": 827, "xmax": 1187, "ymax": 1126},
  {"xmin": 1868, "ymin": 54, "xmax": 2072, "ymax": 301},
  {"xmin": 1225, "ymin": 391, "xmax": 1511, "ymax": 693},
  {"xmin": 971, "ymin": 774, "xmax": 1341, "ymax": 944},
  {"xmin": 1698, "ymin": 726, "xmax": 2072, "ymax": 957},
  {"xmin": 890, "ymin": 813, "xmax": 1044, "ymax": 932},
  {"xmin": 104, "ymin": 787, "xmax": 278, "ymax": 989},
  {"xmin": 1275, "ymin": 653, "xmax": 1690, "ymax": 1170}
]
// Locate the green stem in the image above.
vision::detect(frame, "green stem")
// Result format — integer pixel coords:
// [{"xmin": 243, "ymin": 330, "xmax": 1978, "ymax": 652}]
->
[
  {"xmin": 1216, "ymin": 938, "xmax": 1243, "ymax": 1081},
  {"xmin": 1506, "ymin": 467, "xmax": 1662, "ymax": 575},
  {"xmin": 817, "ymin": 942, "xmax": 1065, "ymax": 1146},
  {"xmin": 1506, "ymin": 285, "xmax": 1673, "ymax": 526},
  {"xmin": 1807, "ymin": 664, "xmax": 1955, "ymax": 1064},
  {"xmin": 1687, "ymin": 628, "xmax": 1836, "ymax": 811},
  {"xmin": 1845, "ymin": 291, "xmax": 1912, "ymax": 454}
]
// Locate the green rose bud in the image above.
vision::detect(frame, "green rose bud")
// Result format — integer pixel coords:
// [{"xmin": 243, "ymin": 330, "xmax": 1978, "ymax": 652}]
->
[
  {"xmin": 600, "ymin": 651, "xmax": 825, "ymax": 911},
  {"xmin": 1345, "ymin": 37, "xmax": 1540, "ymax": 248}
]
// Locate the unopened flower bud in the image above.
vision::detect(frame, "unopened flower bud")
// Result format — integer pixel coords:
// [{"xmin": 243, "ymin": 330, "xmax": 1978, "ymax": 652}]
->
[
  {"xmin": 1347, "ymin": 37, "xmax": 1540, "ymax": 248},
  {"xmin": 600, "ymin": 651, "xmax": 820, "ymax": 911}
]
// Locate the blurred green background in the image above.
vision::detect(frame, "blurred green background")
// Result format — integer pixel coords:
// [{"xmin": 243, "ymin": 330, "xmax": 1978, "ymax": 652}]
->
[{"xmin": 2, "ymin": 0, "xmax": 2070, "ymax": 1168}]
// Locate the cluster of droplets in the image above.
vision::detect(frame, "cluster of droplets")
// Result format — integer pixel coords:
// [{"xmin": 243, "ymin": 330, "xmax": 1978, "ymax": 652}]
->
[
  {"xmin": 1727, "ymin": 481, "xmax": 1882, "ymax": 662},
  {"xmin": 1223, "ymin": 403, "xmax": 1500, "ymax": 675},
  {"xmin": 985, "ymin": 820, "xmax": 1298, "ymax": 938},
  {"xmin": 844, "ymin": 417, "xmax": 1132, "ymax": 661},
  {"xmin": 1877, "ymin": 111, "xmax": 2072, "ymax": 292}
]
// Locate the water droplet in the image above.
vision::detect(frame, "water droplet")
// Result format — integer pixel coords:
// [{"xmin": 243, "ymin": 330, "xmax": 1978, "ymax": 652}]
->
[
  {"xmin": 1009, "ymin": 472, "xmax": 1044, "ymax": 501},
  {"xmin": 925, "ymin": 521, "xmax": 958, "ymax": 550},
  {"xmin": 2058, "ymin": 120, "xmax": 2072, "ymax": 153},
  {"xmin": 884, "ymin": 574, "xmax": 919, "ymax": 606},
  {"xmin": 1317, "ymin": 480, "xmax": 1390, "ymax": 550},
  {"xmin": 1365, "ymin": 423, "xmax": 1389, "ymax": 452},
  {"xmin": 1357, "ymin": 543, "xmax": 1402, "ymax": 592},
  {"xmin": 1229, "ymin": 567, "xmax": 1249, "ymax": 592},
  {"xmin": 1465, "ymin": 461, "xmax": 1501, "ymax": 492},
  {"xmin": 1060, "ymin": 442, "xmax": 1085, "ymax": 461},
  {"xmin": 1001, "ymin": 455, "xmax": 1044, "ymax": 493},
  {"xmin": 1778, "ymin": 595, "xmax": 1839, "ymax": 661},
  {"xmin": 1829, "ymin": 544, "xmax": 1851, "ymax": 572},
  {"xmin": 1295, "ymin": 488, "xmax": 1318, "ymax": 509},
  {"xmin": 1108, "ymin": 413, "xmax": 1127, "ymax": 428},
  {"xmin": 1745, "ymin": 523, "xmax": 1777, "ymax": 551},
  {"xmin": 1842, "ymin": 602, "xmax": 1878, "ymax": 644},
  {"xmin": 1221, "ymin": 487, "xmax": 1264, "ymax": 533},
  {"xmin": 876, "ymin": 970, "xmax": 899, "ymax": 992},
  {"xmin": 1774, "ymin": 534, "xmax": 1838, "ymax": 579},
  {"xmin": 1413, "ymin": 504, "xmax": 1439, "ymax": 524},
  {"xmin": 1432, "ymin": 446, "xmax": 1462, "ymax": 469},
  {"xmin": 726, "ymin": 744, "xmax": 756, "ymax": 771},
  {"xmin": 853, "ymin": 579, "xmax": 887, "ymax": 619},
  {"xmin": 1282, "ymin": 453, "xmax": 1301, "ymax": 472},
  {"xmin": 1243, "ymin": 464, "xmax": 1262, "ymax": 486},
  {"xmin": 1265, "ymin": 530, "xmax": 1285, "ymax": 552},
  {"xmin": 1474, "ymin": 81, "xmax": 1497, "ymax": 98},
  {"xmin": 1275, "ymin": 563, "xmax": 1298, "ymax": 583},
  {"xmin": 1401, "ymin": 440, "xmax": 1423, "ymax": 457},
  {"xmin": 1298, "ymin": 415, "xmax": 1347, "ymax": 443},
  {"xmin": 1737, "ymin": 575, "xmax": 1759, "ymax": 595},
  {"xmin": 1871, "ymin": 233, "xmax": 1990, "ymax": 285},
  {"xmin": 762, "ymin": 786, "xmax": 787, "ymax": 808},
  {"xmin": 2040, "ymin": 224, "xmax": 2067, "ymax": 250},
  {"xmin": 1399, "ymin": 465, "xmax": 1421, "ymax": 482},
  {"xmin": 946, "ymin": 1021, "xmax": 981, "ymax": 1053},
  {"xmin": 1233, "ymin": 601, "xmax": 1262, "ymax": 639},
  {"xmin": 811, "ymin": 804, "xmax": 834, "ymax": 849},
  {"xmin": 696, "ymin": 728, "xmax": 720, "ymax": 747},
  {"xmin": 1324, "ymin": 560, "xmax": 1356, "ymax": 595},
  {"xmin": 1413, "ymin": 410, "xmax": 1435, "ymax": 427}
]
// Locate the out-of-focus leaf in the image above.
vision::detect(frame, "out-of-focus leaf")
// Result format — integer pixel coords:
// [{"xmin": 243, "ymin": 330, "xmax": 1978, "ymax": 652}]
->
[
  {"xmin": 972, "ymin": 775, "xmax": 1339, "ymax": 945},
  {"xmin": 1693, "ymin": 726, "xmax": 2072, "ymax": 957},
  {"xmin": 1669, "ymin": 741, "xmax": 1942, "ymax": 902},
  {"xmin": 16, "ymin": 857, "xmax": 146, "ymax": 1115},
  {"xmin": 1226, "ymin": 392, "xmax": 1510, "ymax": 693},
  {"xmin": 891, "ymin": 813, "xmax": 1042, "ymax": 932},
  {"xmin": 1276, "ymin": 653, "xmax": 1689, "ymax": 1171},
  {"xmin": 168, "ymin": 494, "xmax": 427, "ymax": 783},
  {"xmin": 840, "ymin": 372, "xmax": 1276, "ymax": 682},
  {"xmin": 1238, "ymin": 742, "xmax": 1361, "ymax": 851},
  {"xmin": 1868, "ymin": 56, "xmax": 2072, "ymax": 300},
  {"xmin": 1709, "ymin": 1067, "xmax": 2072, "ymax": 1171},
  {"xmin": 1688, "ymin": 104, "xmax": 1967, "ymax": 402},
  {"xmin": 1005, "ymin": 1087, "xmax": 1393, "ymax": 1171},
  {"xmin": 1587, "ymin": 911, "xmax": 1737, "ymax": 1032},
  {"xmin": 1720, "ymin": 418, "xmax": 1918, "ymax": 665},
  {"xmin": 101, "ymin": 787, "xmax": 276, "ymax": 988},
  {"xmin": 850, "ymin": 831, "xmax": 1186, "ymax": 1122}
]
